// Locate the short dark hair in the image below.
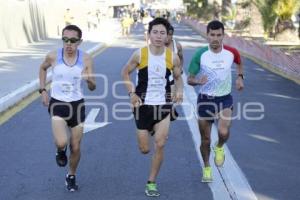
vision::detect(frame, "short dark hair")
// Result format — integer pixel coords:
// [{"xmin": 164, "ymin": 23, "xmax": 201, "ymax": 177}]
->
[
  {"xmin": 62, "ymin": 25, "xmax": 82, "ymax": 39},
  {"xmin": 207, "ymin": 20, "xmax": 224, "ymax": 34},
  {"xmin": 148, "ymin": 17, "xmax": 170, "ymax": 34},
  {"xmin": 168, "ymin": 25, "xmax": 174, "ymax": 35}
]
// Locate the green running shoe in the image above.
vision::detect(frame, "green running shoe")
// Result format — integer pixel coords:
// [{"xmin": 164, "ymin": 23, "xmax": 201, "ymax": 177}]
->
[
  {"xmin": 214, "ymin": 144, "xmax": 225, "ymax": 167},
  {"xmin": 202, "ymin": 166, "xmax": 213, "ymax": 182},
  {"xmin": 145, "ymin": 182, "xmax": 160, "ymax": 197}
]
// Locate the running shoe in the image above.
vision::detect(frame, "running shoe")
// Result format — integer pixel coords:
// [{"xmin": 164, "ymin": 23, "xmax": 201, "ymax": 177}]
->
[
  {"xmin": 202, "ymin": 166, "xmax": 213, "ymax": 182},
  {"xmin": 56, "ymin": 147, "xmax": 67, "ymax": 167},
  {"xmin": 145, "ymin": 182, "xmax": 160, "ymax": 197},
  {"xmin": 65, "ymin": 174, "xmax": 78, "ymax": 192},
  {"xmin": 214, "ymin": 144, "xmax": 225, "ymax": 167}
]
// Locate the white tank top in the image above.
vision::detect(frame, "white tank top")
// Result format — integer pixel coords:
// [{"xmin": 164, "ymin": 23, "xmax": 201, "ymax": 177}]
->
[
  {"xmin": 136, "ymin": 46, "xmax": 173, "ymax": 105},
  {"xmin": 51, "ymin": 48, "xmax": 84, "ymax": 102}
]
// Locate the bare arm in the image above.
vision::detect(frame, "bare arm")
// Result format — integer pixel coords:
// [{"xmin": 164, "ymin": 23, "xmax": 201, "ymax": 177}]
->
[
  {"xmin": 39, "ymin": 52, "xmax": 54, "ymax": 89},
  {"xmin": 83, "ymin": 54, "xmax": 96, "ymax": 91},
  {"xmin": 121, "ymin": 50, "xmax": 142, "ymax": 106},
  {"xmin": 236, "ymin": 62, "xmax": 243, "ymax": 76},
  {"xmin": 235, "ymin": 62, "xmax": 244, "ymax": 91},
  {"xmin": 187, "ymin": 74, "xmax": 208, "ymax": 86},
  {"xmin": 177, "ymin": 42, "xmax": 184, "ymax": 69},
  {"xmin": 172, "ymin": 54, "xmax": 183, "ymax": 103},
  {"xmin": 39, "ymin": 52, "xmax": 55, "ymax": 106},
  {"xmin": 121, "ymin": 50, "xmax": 140, "ymax": 93}
]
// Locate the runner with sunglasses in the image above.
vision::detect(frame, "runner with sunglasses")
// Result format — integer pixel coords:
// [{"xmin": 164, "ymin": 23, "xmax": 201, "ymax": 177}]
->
[{"xmin": 39, "ymin": 25, "xmax": 96, "ymax": 192}]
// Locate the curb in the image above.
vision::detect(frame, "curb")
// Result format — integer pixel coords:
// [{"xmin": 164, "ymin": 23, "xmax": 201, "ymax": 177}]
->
[{"xmin": 0, "ymin": 43, "xmax": 106, "ymax": 114}]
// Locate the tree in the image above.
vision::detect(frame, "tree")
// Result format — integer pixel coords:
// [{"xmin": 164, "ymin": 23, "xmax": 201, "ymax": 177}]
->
[
  {"xmin": 255, "ymin": 0, "xmax": 277, "ymax": 37},
  {"xmin": 255, "ymin": 0, "xmax": 300, "ymax": 40},
  {"xmin": 222, "ymin": 5, "xmax": 237, "ymax": 29},
  {"xmin": 183, "ymin": 0, "xmax": 207, "ymax": 18},
  {"xmin": 183, "ymin": 0, "xmax": 215, "ymax": 20},
  {"xmin": 221, "ymin": 0, "xmax": 232, "ymax": 22},
  {"xmin": 273, "ymin": 0, "xmax": 299, "ymax": 34}
]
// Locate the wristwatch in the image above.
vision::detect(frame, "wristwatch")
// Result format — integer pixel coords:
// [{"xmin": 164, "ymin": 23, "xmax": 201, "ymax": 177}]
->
[
  {"xmin": 39, "ymin": 88, "xmax": 47, "ymax": 94},
  {"xmin": 238, "ymin": 74, "xmax": 244, "ymax": 80},
  {"xmin": 128, "ymin": 91, "xmax": 135, "ymax": 97}
]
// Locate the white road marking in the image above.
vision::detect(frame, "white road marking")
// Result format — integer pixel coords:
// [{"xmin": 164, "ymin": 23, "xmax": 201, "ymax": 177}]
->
[
  {"xmin": 260, "ymin": 92, "xmax": 300, "ymax": 100},
  {"xmin": 84, "ymin": 108, "xmax": 111, "ymax": 134},
  {"xmin": 181, "ymin": 72, "xmax": 258, "ymax": 200},
  {"xmin": 248, "ymin": 134, "xmax": 279, "ymax": 143}
]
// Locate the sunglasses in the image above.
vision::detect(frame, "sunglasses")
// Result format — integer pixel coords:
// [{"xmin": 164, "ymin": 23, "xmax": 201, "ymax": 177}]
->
[{"xmin": 62, "ymin": 37, "xmax": 80, "ymax": 43}]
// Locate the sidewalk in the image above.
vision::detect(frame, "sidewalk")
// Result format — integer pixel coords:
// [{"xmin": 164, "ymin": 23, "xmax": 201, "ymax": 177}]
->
[{"xmin": 0, "ymin": 18, "xmax": 122, "ymax": 113}]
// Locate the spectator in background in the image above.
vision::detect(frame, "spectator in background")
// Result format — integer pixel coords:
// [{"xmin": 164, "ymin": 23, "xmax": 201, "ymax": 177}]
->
[
  {"xmin": 142, "ymin": 12, "xmax": 153, "ymax": 43},
  {"xmin": 87, "ymin": 11, "xmax": 97, "ymax": 31},
  {"xmin": 64, "ymin": 8, "xmax": 74, "ymax": 26},
  {"xmin": 121, "ymin": 13, "xmax": 133, "ymax": 37}
]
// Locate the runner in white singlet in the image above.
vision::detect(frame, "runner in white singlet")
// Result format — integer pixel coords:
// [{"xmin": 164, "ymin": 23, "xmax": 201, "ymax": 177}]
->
[{"xmin": 39, "ymin": 25, "xmax": 96, "ymax": 192}]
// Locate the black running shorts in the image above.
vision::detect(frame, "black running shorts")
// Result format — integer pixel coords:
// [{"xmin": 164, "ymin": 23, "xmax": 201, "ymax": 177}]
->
[
  {"xmin": 133, "ymin": 104, "xmax": 172, "ymax": 131},
  {"xmin": 48, "ymin": 98, "xmax": 85, "ymax": 128}
]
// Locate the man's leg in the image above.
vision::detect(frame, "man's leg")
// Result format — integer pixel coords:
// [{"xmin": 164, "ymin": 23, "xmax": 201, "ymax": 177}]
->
[
  {"xmin": 214, "ymin": 108, "xmax": 232, "ymax": 167},
  {"xmin": 137, "ymin": 129, "xmax": 150, "ymax": 154},
  {"xmin": 198, "ymin": 119, "xmax": 213, "ymax": 182},
  {"xmin": 52, "ymin": 116, "xmax": 68, "ymax": 167},
  {"xmin": 64, "ymin": 123, "xmax": 83, "ymax": 192},
  {"xmin": 52, "ymin": 116, "xmax": 68, "ymax": 149},
  {"xmin": 217, "ymin": 108, "xmax": 232, "ymax": 146},
  {"xmin": 69, "ymin": 123, "xmax": 84, "ymax": 175},
  {"xmin": 148, "ymin": 114, "xmax": 170, "ymax": 182},
  {"xmin": 122, "ymin": 26, "xmax": 125, "ymax": 36},
  {"xmin": 144, "ymin": 115, "xmax": 170, "ymax": 197},
  {"xmin": 198, "ymin": 119, "xmax": 212, "ymax": 167}
]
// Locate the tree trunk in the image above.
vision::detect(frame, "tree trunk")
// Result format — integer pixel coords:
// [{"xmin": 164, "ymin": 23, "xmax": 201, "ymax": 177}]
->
[
  {"xmin": 221, "ymin": 0, "xmax": 231, "ymax": 22},
  {"xmin": 274, "ymin": 19, "xmax": 299, "ymax": 42},
  {"xmin": 275, "ymin": 19, "xmax": 294, "ymax": 34}
]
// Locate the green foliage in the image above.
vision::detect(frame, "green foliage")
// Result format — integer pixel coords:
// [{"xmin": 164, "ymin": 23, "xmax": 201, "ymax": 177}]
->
[
  {"xmin": 240, "ymin": 0, "xmax": 252, "ymax": 8},
  {"xmin": 222, "ymin": 6, "xmax": 237, "ymax": 21},
  {"xmin": 183, "ymin": 0, "xmax": 211, "ymax": 18},
  {"xmin": 255, "ymin": 0, "xmax": 278, "ymax": 34},
  {"xmin": 198, "ymin": 4, "xmax": 215, "ymax": 21},
  {"xmin": 235, "ymin": 17, "xmax": 251, "ymax": 29},
  {"xmin": 273, "ymin": 0, "xmax": 300, "ymax": 20},
  {"xmin": 255, "ymin": 0, "xmax": 300, "ymax": 35},
  {"xmin": 183, "ymin": 0, "xmax": 217, "ymax": 20}
]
